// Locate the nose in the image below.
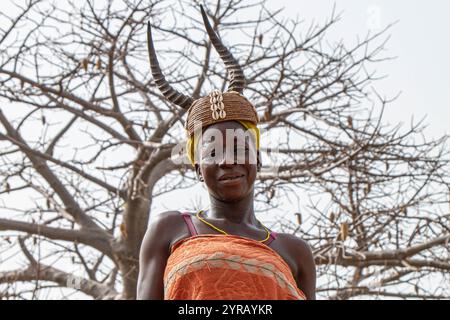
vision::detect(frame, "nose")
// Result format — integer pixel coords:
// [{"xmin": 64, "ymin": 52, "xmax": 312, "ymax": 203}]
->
[{"xmin": 218, "ymin": 148, "xmax": 236, "ymax": 168}]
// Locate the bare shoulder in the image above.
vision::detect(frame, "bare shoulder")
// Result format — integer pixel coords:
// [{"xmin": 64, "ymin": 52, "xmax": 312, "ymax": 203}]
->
[
  {"xmin": 148, "ymin": 210, "xmax": 184, "ymax": 228},
  {"xmin": 141, "ymin": 210, "xmax": 185, "ymax": 248},
  {"xmin": 275, "ymin": 232, "xmax": 313, "ymax": 257}
]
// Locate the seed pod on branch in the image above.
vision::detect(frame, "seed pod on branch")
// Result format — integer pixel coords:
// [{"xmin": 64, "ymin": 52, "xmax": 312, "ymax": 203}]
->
[
  {"xmin": 268, "ymin": 188, "xmax": 275, "ymax": 200},
  {"xmin": 4, "ymin": 181, "xmax": 10, "ymax": 193},
  {"xmin": 340, "ymin": 222, "xmax": 349, "ymax": 241},
  {"xmin": 81, "ymin": 58, "xmax": 88, "ymax": 71},
  {"xmin": 364, "ymin": 183, "xmax": 371, "ymax": 196},
  {"xmin": 295, "ymin": 213, "xmax": 302, "ymax": 225},
  {"xmin": 329, "ymin": 212, "xmax": 335, "ymax": 224},
  {"xmin": 347, "ymin": 116, "xmax": 353, "ymax": 128}
]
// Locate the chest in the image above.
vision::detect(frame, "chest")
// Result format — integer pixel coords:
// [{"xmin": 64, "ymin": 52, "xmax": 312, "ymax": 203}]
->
[{"xmin": 173, "ymin": 216, "xmax": 300, "ymax": 282}]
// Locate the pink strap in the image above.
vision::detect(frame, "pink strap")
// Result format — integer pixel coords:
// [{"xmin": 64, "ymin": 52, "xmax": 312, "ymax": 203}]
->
[
  {"xmin": 264, "ymin": 231, "xmax": 277, "ymax": 246},
  {"xmin": 181, "ymin": 212, "xmax": 198, "ymax": 236}
]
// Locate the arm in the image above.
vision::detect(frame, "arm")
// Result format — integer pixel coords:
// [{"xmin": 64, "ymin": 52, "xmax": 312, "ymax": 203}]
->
[
  {"xmin": 136, "ymin": 211, "xmax": 179, "ymax": 300},
  {"xmin": 294, "ymin": 238, "xmax": 316, "ymax": 300}
]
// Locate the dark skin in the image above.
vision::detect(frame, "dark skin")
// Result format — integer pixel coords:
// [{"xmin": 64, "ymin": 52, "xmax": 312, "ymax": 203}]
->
[{"xmin": 137, "ymin": 121, "xmax": 316, "ymax": 300}]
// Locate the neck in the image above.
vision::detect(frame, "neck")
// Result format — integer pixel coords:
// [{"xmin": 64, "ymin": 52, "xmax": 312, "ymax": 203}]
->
[{"xmin": 207, "ymin": 191, "xmax": 258, "ymax": 225}]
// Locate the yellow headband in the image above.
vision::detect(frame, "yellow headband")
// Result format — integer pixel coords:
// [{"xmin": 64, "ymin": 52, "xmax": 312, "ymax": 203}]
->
[{"xmin": 186, "ymin": 120, "xmax": 260, "ymax": 166}]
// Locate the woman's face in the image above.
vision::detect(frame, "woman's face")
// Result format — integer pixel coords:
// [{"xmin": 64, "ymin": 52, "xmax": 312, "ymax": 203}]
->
[{"xmin": 195, "ymin": 121, "xmax": 261, "ymax": 202}]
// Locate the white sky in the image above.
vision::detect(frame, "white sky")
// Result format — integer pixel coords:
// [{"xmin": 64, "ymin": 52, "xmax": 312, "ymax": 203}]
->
[
  {"xmin": 1, "ymin": 0, "xmax": 449, "ymax": 299},
  {"xmin": 267, "ymin": 0, "xmax": 450, "ymax": 139}
]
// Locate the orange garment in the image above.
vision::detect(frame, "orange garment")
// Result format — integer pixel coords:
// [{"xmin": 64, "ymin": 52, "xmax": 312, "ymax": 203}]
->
[{"xmin": 163, "ymin": 234, "xmax": 307, "ymax": 300}]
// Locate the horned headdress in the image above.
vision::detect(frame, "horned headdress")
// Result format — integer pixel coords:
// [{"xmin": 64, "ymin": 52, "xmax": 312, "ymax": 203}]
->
[{"xmin": 147, "ymin": 5, "xmax": 260, "ymax": 164}]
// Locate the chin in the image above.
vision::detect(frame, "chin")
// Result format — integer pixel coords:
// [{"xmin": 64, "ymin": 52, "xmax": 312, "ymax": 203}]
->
[
  {"xmin": 220, "ymin": 193, "xmax": 246, "ymax": 202},
  {"xmin": 216, "ymin": 187, "xmax": 252, "ymax": 202}
]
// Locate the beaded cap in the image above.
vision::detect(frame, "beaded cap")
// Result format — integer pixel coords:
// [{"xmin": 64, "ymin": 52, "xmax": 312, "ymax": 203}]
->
[{"xmin": 185, "ymin": 90, "xmax": 258, "ymax": 137}]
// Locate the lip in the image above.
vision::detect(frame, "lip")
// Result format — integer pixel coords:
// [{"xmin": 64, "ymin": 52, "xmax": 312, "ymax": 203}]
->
[
  {"xmin": 219, "ymin": 173, "xmax": 245, "ymax": 186},
  {"xmin": 218, "ymin": 176, "xmax": 245, "ymax": 185},
  {"xmin": 219, "ymin": 173, "xmax": 244, "ymax": 182}
]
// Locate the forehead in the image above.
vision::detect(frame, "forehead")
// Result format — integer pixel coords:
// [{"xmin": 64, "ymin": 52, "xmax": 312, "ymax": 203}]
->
[
  {"xmin": 201, "ymin": 121, "xmax": 253, "ymax": 142},
  {"xmin": 196, "ymin": 121, "xmax": 255, "ymax": 150},
  {"xmin": 203, "ymin": 121, "xmax": 245, "ymax": 135}
]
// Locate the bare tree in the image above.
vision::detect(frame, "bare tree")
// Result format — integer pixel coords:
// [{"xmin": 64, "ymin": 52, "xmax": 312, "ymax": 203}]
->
[{"xmin": 0, "ymin": 0, "xmax": 448, "ymax": 299}]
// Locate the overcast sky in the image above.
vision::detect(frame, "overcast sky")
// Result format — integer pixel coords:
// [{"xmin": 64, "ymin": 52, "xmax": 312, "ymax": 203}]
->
[
  {"xmin": 267, "ymin": 0, "xmax": 450, "ymax": 139},
  {"xmin": 1, "ymin": 0, "xmax": 449, "ymax": 298}
]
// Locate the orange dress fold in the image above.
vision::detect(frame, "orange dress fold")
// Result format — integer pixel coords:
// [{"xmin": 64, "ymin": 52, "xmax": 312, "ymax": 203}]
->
[{"xmin": 163, "ymin": 234, "xmax": 306, "ymax": 300}]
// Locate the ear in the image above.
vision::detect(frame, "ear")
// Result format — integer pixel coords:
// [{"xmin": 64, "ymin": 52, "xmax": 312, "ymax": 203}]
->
[{"xmin": 195, "ymin": 163, "xmax": 204, "ymax": 182}]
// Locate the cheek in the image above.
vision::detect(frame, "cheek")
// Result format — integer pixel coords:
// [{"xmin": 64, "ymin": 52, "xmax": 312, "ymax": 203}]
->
[
  {"xmin": 246, "ymin": 165, "xmax": 257, "ymax": 184},
  {"xmin": 201, "ymin": 165, "xmax": 216, "ymax": 184}
]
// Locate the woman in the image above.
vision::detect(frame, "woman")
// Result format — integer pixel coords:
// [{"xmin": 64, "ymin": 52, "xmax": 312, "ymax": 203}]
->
[{"xmin": 137, "ymin": 6, "xmax": 316, "ymax": 300}]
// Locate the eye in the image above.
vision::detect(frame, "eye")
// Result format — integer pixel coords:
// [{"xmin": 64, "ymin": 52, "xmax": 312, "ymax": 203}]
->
[{"xmin": 202, "ymin": 149, "xmax": 215, "ymax": 159}]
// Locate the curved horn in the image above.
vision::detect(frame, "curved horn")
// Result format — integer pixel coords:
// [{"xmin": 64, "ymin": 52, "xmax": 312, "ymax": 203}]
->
[
  {"xmin": 147, "ymin": 22, "xmax": 193, "ymax": 109},
  {"xmin": 200, "ymin": 5, "xmax": 246, "ymax": 93}
]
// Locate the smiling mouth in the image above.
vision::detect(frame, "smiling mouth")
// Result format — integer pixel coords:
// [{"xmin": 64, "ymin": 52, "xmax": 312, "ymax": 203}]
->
[{"xmin": 219, "ymin": 174, "xmax": 245, "ymax": 181}]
